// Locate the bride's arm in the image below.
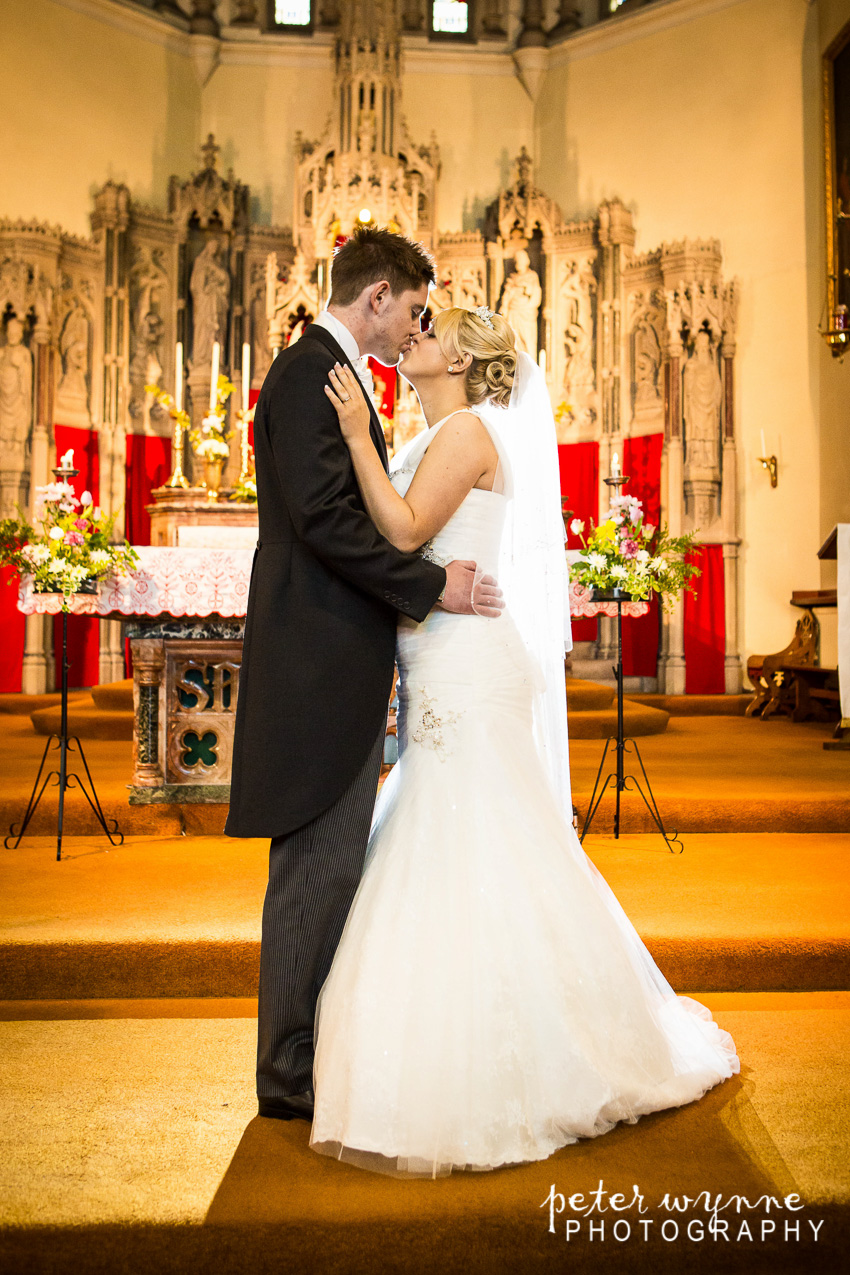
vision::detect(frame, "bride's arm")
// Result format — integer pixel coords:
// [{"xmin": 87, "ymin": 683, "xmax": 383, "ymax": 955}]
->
[{"xmin": 325, "ymin": 363, "xmax": 496, "ymax": 553}]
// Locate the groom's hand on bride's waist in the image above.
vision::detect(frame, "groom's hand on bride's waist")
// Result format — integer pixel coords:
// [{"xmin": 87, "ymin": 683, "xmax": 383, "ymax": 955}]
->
[{"xmin": 439, "ymin": 560, "xmax": 504, "ymax": 618}]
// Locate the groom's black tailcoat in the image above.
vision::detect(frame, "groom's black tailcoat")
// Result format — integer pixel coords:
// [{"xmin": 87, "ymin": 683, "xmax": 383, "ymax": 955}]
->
[{"xmin": 224, "ymin": 323, "xmax": 445, "ymax": 839}]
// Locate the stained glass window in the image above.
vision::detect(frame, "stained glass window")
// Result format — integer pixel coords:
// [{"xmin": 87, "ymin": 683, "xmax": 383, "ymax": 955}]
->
[
  {"xmin": 432, "ymin": 2, "xmax": 470, "ymax": 36},
  {"xmin": 274, "ymin": 1, "xmax": 311, "ymax": 26}
]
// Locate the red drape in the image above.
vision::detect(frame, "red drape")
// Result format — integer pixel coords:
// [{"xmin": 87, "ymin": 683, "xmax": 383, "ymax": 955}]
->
[
  {"xmin": 53, "ymin": 424, "xmax": 101, "ymax": 690},
  {"xmin": 368, "ymin": 360, "xmax": 397, "ymax": 417},
  {"xmin": 684, "ymin": 543, "xmax": 726, "ymax": 694},
  {"xmin": 558, "ymin": 441, "xmax": 599, "ymax": 642},
  {"xmin": 621, "ymin": 433, "xmax": 664, "ymax": 678},
  {"xmin": 0, "ymin": 565, "xmax": 26, "ymax": 692},
  {"xmin": 125, "ymin": 433, "xmax": 173, "ymax": 547}
]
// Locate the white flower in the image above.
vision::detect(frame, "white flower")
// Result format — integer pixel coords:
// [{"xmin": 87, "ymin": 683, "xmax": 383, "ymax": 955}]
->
[
  {"xmin": 587, "ymin": 552, "xmax": 607, "ymax": 572},
  {"xmin": 49, "ymin": 526, "xmax": 65, "ymax": 541},
  {"xmin": 80, "ymin": 490, "xmax": 93, "ymax": 507},
  {"xmin": 89, "ymin": 549, "xmax": 112, "ymax": 567},
  {"xmin": 650, "ymin": 556, "xmax": 666, "ymax": 571},
  {"xmin": 610, "ymin": 564, "xmax": 628, "ymax": 580},
  {"xmin": 610, "ymin": 514, "xmax": 624, "ymax": 526},
  {"xmin": 637, "ymin": 549, "xmax": 651, "ymax": 564},
  {"xmin": 50, "ymin": 556, "xmax": 67, "ymax": 571},
  {"xmin": 569, "ymin": 518, "xmax": 585, "ymax": 535},
  {"xmin": 23, "ymin": 544, "xmax": 50, "ymax": 565}
]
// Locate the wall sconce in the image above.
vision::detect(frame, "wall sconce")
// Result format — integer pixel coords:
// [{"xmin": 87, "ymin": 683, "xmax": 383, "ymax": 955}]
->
[
  {"xmin": 758, "ymin": 430, "xmax": 778, "ymax": 487},
  {"xmin": 758, "ymin": 455, "xmax": 778, "ymax": 487},
  {"xmin": 820, "ymin": 303, "xmax": 849, "ymax": 358}
]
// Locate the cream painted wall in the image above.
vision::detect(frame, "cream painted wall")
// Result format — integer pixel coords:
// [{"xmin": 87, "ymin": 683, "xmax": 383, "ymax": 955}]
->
[
  {"xmin": 201, "ymin": 61, "xmax": 335, "ymax": 228},
  {"xmin": 403, "ymin": 68, "xmax": 533, "ymax": 231},
  {"xmin": 1, "ymin": 0, "xmax": 200, "ymax": 237},
  {"xmin": 536, "ymin": 0, "xmax": 832, "ymax": 662}
]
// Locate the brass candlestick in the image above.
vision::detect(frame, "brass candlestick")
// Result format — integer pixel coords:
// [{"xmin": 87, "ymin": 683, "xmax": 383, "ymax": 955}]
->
[
  {"xmin": 238, "ymin": 410, "xmax": 251, "ymax": 483},
  {"xmin": 165, "ymin": 410, "xmax": 190, "ymax": 489}
]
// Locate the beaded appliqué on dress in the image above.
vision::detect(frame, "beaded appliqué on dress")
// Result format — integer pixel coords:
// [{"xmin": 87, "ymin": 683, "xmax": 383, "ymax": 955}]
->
[
  {"xmin": 419, "ymin": 538, "xmax": 453, "ymax": 568},
  {"xmin": 410, "ymin": 690, "xmax": 465, "ymax": 761}
]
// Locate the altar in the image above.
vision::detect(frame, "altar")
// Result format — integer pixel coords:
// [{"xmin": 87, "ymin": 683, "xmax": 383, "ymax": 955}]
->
[{"xmin": 19, "ymin": 549, "xmax": 647, "ymax": 806}]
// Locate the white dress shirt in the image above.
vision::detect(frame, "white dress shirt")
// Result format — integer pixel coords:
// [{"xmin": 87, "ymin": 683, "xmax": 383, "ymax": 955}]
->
[{"xmin": 313, "ymin": 310, "xmax": 374, "ymax": 397}]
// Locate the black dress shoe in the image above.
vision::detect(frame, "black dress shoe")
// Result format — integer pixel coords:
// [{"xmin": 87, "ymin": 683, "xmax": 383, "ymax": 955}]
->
[{"xmin": 258, "ymin": 1089, "xmax": 315, "ymax": 1121}]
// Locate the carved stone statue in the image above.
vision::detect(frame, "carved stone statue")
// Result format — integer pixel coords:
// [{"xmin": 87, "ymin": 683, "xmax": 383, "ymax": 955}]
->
[
  {"xmin": 499, "ymin": 248, "xmax": 541, "ymax": 356},
  {"xmin": 561, "ymin": 258, "xmax": 595, "ymax": 393},
  {"xmin": 55, "ymin": 304, "xmax": 91, "ymax": 421},
  {"xmin": 130, "ymin": 245, "xmax": 168, "ymax": 388},
  {"xmin": 633, "ymin": 315, "xmax": 662, "ymax": 414},
  {"xmin": 190, "ymin": 237, "xmax": 230, "ymax": 369},
  {"xmin": 458, "ymin": 266, "xmax": 486, "ymax": 311},
  {"xmin": 0, "ymin": 316, "xmax": 33, "ymax": 482},
  {"xmin": 683, "ymin": 329, "xmax": 722, "ymax": 472},
  {"xmin": 357, "ymin": 109, "xmax": 377, "ymax": 155}
]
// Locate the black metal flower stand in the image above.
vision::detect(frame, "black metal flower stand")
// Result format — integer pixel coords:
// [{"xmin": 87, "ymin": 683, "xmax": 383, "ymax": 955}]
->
[
  {"xmin": 578, "ymin": 590, "xmax": 682, "ymax": 854},
  {"xmin": 5, "ymin": 459, "xmax": 123, "ymax": 862},
  {"xmin": 578, "ymin": 466, "xmax": 682, "ymax": 854}
]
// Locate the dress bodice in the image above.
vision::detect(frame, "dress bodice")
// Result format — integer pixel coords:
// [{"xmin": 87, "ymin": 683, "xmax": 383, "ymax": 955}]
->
[{"xmin": 389, "ymin": 413, "xmax": 507, "ymax": 579}]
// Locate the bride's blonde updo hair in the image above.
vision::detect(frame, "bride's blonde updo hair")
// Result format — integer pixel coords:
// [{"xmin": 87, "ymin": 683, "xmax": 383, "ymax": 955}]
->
[{"xmin": 432, "ymin": 307, "xmax": 518, "ymax": 408}]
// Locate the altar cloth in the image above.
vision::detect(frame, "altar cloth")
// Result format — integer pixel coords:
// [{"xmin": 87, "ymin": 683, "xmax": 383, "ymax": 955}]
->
[{"xmin": 18, "ymin": 546, "xmax": 649, "ymax": 620}]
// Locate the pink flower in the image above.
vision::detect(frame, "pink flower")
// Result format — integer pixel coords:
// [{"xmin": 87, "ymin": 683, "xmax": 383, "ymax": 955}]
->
[
  {"xmin": 75, "ymin": 518, "xmax": 90, "ymax": 532},
  {"xmin": 622, "ymin": 538, "xmax": 639, "ymax": 558},
  {"xmin": 64, "ymin": 531, "xmax": 84, "ymax": 547}
]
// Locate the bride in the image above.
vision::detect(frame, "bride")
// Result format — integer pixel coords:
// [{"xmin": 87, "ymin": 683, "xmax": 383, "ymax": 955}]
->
[{"xmin": 311, "ymin": 304, "xmax": 739, "ymax": 1178}]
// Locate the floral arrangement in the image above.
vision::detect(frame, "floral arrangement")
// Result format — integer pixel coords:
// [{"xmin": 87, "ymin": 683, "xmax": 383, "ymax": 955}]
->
[
  {"xmin": 230, "ymin": 463, "xmax": 257, "ymax": 504},
  {"xmin": 0, "ymin": 485, "xmax": 138, "ymax": 610},
  {"xmin": 569, "ymin": 493, "xmax": 699, "ymax": 610},
  {"xmin": 190, "ymin": 373, "xmax": 234, "ymax": 461}
]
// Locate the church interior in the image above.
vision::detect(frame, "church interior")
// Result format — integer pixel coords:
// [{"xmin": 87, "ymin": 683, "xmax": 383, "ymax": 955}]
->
[{"xmin": 1, "ymin": 0, "xmax": 849, "ymax": 1270}]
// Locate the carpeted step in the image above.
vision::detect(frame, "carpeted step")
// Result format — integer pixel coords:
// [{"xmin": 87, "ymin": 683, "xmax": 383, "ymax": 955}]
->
[
  {"xmin": 0, "ymin": 992, "xmax": 846, "ymax": 1274},
  {"xmin": 568, "ymin": 699, "xmax": 670, "ymax": 738},
  {"xmin": 565, "ymin": 676, "xmax": 615, "ymax": 711},
  {"xmin": 30, "ymin": 699, "xmax": 134, "ymax": 741},
  {"xmin": 0, "ymin": 691, "xmax": 89, "ymax": 715},
  {"xmin": 90, "ymin": 679, "xmax": 134, "ymax": 711},
  {"xmin": 1, "ymin": 832, "xmax": 847, "ymax": 999},
  {"xmin": 629, "ymin": 693, "xmax": 751, "ymax": 716}
]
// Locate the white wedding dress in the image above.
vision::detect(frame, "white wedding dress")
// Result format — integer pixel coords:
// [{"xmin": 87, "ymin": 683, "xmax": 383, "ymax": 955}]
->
[{"xmin": 309, "ymin": 412, "xmax": 739, "ymax": 1178}]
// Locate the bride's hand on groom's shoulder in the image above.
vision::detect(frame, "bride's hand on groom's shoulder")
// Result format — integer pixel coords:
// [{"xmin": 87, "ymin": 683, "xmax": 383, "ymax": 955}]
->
[{"xmin": 325, "ymin": 363, "xmax": 371, "ymax": 446}]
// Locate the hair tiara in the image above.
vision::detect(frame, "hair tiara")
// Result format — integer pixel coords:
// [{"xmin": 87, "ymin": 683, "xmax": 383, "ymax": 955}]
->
[{"xmin": 473, "ymin": 305, "xmax": 495, "ymax": 330}]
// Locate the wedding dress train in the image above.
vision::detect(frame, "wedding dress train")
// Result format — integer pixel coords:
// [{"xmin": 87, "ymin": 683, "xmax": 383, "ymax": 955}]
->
[{"xmin": 309, "ymin": 414, "xmax": 739, "ymax": 1178}]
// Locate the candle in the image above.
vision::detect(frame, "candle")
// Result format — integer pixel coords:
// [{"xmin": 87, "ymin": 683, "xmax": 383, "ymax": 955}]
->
[
  {"xmin": 242, "ymin": 341, "xmax": 251, "ymax": 413},
  {"xmin": 538, "ymin": 348, "xmax": 546, "ymax": 376},
  {"xmin": 175, "ymin": 342, "xmax": 183, "ymax": 413},
  {"xmin": 760, "ymin": 428, "xmax": 766, "ymax": 456},
  {"xmin": 209, "ymin": 341, "xmax": 220, "ymax": 411},
  {"xmin": 59, "ymin": 449, "xmax": 74, "ymax": 469},
  {"xmin": 611, "ymin": 451, "xmax": 620, "ymax": 478}
]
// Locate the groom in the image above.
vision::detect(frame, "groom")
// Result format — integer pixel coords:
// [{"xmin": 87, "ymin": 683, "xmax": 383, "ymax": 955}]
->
[{"xmin": 225, "ymin": 227, "xmax": 503, "ymax": 1121}]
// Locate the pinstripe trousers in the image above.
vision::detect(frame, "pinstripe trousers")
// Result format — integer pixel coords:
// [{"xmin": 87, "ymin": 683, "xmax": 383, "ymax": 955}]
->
[{"xmin": 256, "ymin": 726, "xmax": 386, "ymax": 1099}]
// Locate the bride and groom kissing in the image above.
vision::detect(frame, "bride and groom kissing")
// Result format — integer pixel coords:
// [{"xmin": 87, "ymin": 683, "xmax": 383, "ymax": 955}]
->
[{"xmin": 225, "ymin": 226, "xmax": 739, "ymax": 1178}]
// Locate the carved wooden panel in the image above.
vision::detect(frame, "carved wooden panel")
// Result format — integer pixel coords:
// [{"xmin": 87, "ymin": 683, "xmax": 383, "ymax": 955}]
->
[{"xmin": 164, "ymin": 640, "xmax": 242, "ymax": 785}]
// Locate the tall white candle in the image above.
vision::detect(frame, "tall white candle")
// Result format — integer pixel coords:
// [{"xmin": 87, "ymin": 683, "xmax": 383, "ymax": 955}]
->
[
  {"xmin": 760, "ymin": 428, "xmax": 766, "ymax": 456},
  {"xmin": 611, "ymin": 451, "xmax": 620, "ymax": 478},
  {"xmin": 59, "ymin": 448, "xmax": 74, "ymax": 469},
  {"xmin": 175, "ymin": 342, "xmax": 183, "ymax": 413},
  {"xmin": 209, "ymin": 341, "xmax": 220, "ymax": 411},
  {"xmin": 242, "ymin": 342, "xmax": 251, "ymax": 412}
]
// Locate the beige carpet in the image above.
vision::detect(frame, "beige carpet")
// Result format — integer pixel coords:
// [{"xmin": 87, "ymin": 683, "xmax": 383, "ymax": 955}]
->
[{"xmin": 0, "ymin": 992, "xmax": 846, "ymax": 1273}]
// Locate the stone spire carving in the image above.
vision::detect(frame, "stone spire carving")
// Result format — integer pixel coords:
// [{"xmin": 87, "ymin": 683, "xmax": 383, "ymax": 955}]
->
[{"xmin": 293, "ymin": 0, "xmax": 440, "ymax": 293}]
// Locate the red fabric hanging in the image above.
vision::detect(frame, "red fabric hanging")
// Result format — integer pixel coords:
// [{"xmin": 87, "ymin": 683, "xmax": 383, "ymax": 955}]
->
[
  {"xmin": 684, "ymin": 543, "xmax": 726, "ymax": 694},
  {"xmin": 558, "ymin": 441, "xmax": 599, "ymax": 643},
  {"xmin": 620, "ymin": 433, "xmax": 664, "ymax": 678},
  {"xmin": 368, "ymin": 360, "xmax": 397, "ymax": 417},
  {"xmin": 125, "ymin": 433, "xmax": 173, "ymax": 547},
  {"xmin": 52, "ymin": 424, "xmax": 101, "ymax": 690},
  {"xmin": 0, "ymin": 565, "xmax": 26, "ymax": 692}
]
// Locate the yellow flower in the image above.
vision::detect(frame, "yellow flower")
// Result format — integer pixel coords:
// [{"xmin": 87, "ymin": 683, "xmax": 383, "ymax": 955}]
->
[{"xmin": 593, "ymin": 520, "xmax": 617, "ymax": 546}]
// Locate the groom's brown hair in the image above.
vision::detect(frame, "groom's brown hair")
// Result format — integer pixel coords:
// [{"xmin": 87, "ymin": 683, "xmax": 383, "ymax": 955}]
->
[{"xmin": 329, "ymin": 226, "xmax": 436, "ymax": 306}]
